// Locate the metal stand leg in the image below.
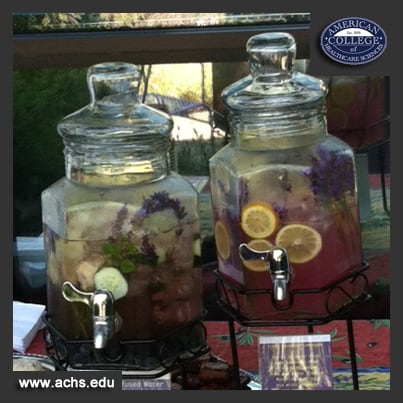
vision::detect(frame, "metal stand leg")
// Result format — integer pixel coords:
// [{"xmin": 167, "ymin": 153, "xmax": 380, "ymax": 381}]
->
[
  {"xmin": 379, "ymin": 145, "xmax": 390, "ymax": 214},
  {"xmin": 228, "ymin": 318, "xmax": 242, "ymax": 389},
  {"xmin": 346, "ymin": 317, "xmax": 360, "ymax": 390}
]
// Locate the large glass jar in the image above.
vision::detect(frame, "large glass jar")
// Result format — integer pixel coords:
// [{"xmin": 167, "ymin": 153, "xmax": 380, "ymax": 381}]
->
[
  {"xmin": 209, "ymin": 33, "xmax": 365, "ymax": 321},
  {"xmin": 41, "ymin": 62, "xmax": 204, "ymax": 370}
]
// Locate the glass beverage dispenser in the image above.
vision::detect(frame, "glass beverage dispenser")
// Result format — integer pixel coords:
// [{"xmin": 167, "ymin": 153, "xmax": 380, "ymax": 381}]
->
[
  {"xmin": 41, "ymin": 62, "xmax": 205, "ymax": 370},
  {"xmin": 209, "ymin": 33, "xmax": 366, "ymax": 321}
]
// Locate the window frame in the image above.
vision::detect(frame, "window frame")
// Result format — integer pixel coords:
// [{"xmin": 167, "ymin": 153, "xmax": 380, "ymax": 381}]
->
[{"xmin": 13, "ymin": 23, "xmax": 310, "ymax": 69}]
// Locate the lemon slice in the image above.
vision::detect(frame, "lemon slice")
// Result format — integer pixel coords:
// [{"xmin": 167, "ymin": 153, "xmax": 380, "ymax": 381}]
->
[
  {"xmin": 214, "ymin": 220, "xmax": 231, "ymax": 260},
  {"xmin": 240, "ymin": 201, "xmax": 280, "ymax": 239},
  {"xmin": 241, "ymin": 238, "xmax": 273, "ymax": 272},
  {"xmin": 275, "ymin": 223, "xmax": 322, "ymax": 264}
]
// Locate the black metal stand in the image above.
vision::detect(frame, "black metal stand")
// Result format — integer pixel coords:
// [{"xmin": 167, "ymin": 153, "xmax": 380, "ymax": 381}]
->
[
  {"xmin": 214, "ymin": 261, "xmax": 371, "ymax": 390},
  {"xmin": 43, "ymin": 313, "xmax": 210, "ymax": 379}
]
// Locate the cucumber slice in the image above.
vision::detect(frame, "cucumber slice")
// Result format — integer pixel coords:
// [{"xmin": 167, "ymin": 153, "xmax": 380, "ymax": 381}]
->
[{"xmin": 94, "ymin": 267, "xmax": 128, "ymax": 300}]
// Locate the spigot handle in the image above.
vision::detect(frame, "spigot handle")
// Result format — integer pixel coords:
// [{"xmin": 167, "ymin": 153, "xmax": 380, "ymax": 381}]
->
[
  {"xmin": 62, "ymin": 281, "xmax": 116, "ymax": 349},
  {"xmin": 239, "ymin": 243, "xmax": 270, "ymax": 263},
  {"xmin": 62, "ymin": 281, "xmax": 93, "ymax": 307},
  {"xmin": 239, "ymin": 243, "xmax": 291, "ymax": 301}
]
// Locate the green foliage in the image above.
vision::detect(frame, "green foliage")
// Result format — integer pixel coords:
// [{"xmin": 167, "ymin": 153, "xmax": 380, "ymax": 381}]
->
[
  {"xmin": 13, "ymin": 68, "xmax": 88, "ymax": 235},
  {"xmin": 13, "ymin": 13, "xmax": 230, "ymax": 33},
  {"xmin": 101, "ymin": 239, "xmax": 138, "ymax": 274}
]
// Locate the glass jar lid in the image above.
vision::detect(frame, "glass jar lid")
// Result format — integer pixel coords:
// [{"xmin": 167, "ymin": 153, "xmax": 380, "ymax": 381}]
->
[
  {"xmin": 58, "ymin": 62, "xmax": 173, "ymax": 145},
  {"xmin": 222, "ymin": 32, "xmax": 327, "ymax": 113}
]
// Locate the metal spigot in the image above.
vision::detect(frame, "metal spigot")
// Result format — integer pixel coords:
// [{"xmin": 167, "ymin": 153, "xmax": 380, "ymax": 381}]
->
[
  {"xmin": 239, "ymin": 243, "xmax": 291, "ymax": 301},
  {"xmin": 91, "ymin": 289, "xmax": 116, "ymax": 349},
  {"xmin": 267, "ymin": 247, "xmax": 291, "ymax": 301},
  {"xmin": 62, "ymin": 281, "xmax": 116, "ymax": 349}
]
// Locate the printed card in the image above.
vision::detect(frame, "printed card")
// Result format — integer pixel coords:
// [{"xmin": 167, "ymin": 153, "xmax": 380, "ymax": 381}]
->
[{"xmin": 258, "ymin": 334, "xmax": 333, "ymax": 390}]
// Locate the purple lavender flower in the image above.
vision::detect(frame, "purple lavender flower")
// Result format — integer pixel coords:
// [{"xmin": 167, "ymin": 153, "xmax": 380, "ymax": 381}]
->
[
  {"xmin": 273, "ymin": 205, "xmax": 287, "ymax": 220},
  {"xmin": 136, "ymin": 207, "xmax": 147, "ymax": 220},
  {"xmin": 303, "ymin": 144, "xmax": 355, "ymax": 201},
  {"xmin": 110, "ymin": 204, "xmax": 129, "ymax": 239},
  {"xmin": 136, "ymin": 191, "xmax": 187, "ymax": 220}
]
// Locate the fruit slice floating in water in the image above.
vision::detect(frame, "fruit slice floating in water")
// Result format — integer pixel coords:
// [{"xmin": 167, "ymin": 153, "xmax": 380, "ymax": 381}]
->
[
  {"xmin": 241, "ymin": 238, "xmax": 273, "ymax": 272},
  {"xmin": 94, "ymin": 266, "xmax": 128, "ymax": 300},
  {"xmin": 275, "ymin": 223, "xmax": 322, "ymax": 264},
  {"xmin": 214, "ymin": 220, "xmax": 231, "ymax": 260},
  {"xmin": 240, "ymin": 201, "xmax": 280, "ymax": 239}
]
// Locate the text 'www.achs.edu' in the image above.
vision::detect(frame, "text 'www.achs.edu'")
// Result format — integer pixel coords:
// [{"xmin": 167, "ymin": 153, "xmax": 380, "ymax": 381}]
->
[{"xmin": 17, "ymin": 375, "xmax": 116, "ymax": 390}]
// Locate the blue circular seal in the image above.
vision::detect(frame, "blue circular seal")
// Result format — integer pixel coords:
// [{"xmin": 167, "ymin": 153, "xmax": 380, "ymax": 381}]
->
[{"xmin": 320, "ymin": 17, "xmax": 387, "ymax": 65}]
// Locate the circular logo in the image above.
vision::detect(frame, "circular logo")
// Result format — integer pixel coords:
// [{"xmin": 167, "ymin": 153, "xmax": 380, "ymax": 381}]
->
[{"xmin": 320, "ymin": 17, "xmax": 387, "ymax": 65}]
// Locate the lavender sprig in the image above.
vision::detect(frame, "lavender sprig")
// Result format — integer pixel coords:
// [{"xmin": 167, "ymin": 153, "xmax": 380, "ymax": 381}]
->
[
  {"xmin": 303, "ymin": 144, "xmax": 355, "ymax": 200},
  {"xmin": 136, "ymin": 191, "xmax": 187, "ymax": 221},
  {"xmin": 110, "ymin": 204, "xmax": 129, "ymax": 239},
  {"xmin": 302, "ymin": 144, "xmax": 359, "ymax": 256}
]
